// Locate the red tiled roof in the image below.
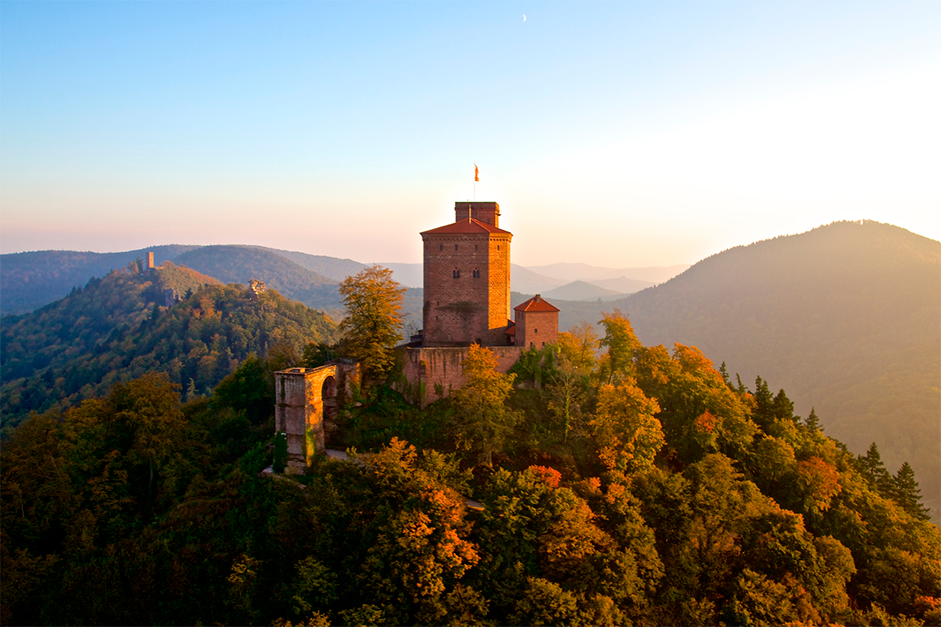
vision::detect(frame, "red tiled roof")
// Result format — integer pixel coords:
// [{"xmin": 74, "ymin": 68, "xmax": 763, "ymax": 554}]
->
[
  {"xmin": 421, "ymin": 218, "xmax": 511, "ymax": 236},
  {"xmin": 506, "ymin": 320, "xmax": 516, "ymax": 336},
  {"xmin": 514, "ymin": 295, "xmax": 560, "ymax": 312}
]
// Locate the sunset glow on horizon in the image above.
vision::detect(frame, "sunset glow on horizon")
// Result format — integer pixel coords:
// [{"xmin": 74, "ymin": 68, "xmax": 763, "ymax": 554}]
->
[{"xmin": 2, "ymin": 1, "xmax": 938, "ymax": 268}]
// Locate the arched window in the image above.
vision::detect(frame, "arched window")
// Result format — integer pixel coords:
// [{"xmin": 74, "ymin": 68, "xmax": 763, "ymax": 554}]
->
[
  {"xmin": 453, "ymin": 268, "xmax": 461, "ymax": 278},
  {"xmin": 473, "ymin": 268, "xmax": 480, "ymax": 278}
]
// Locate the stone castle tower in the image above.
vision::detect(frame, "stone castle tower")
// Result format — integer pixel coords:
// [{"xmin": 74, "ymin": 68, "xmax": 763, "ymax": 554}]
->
[{"xmin": 420, "ymin": 202, "xmax": 512, "ymax": 346}]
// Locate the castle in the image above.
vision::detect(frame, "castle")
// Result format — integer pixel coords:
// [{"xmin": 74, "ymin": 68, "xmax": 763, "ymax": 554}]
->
[
  {"xmin": 274, "ymin": 200, "xmax": 560, "ymax": 470},
  {"xmin": 399, "ymin": 201, "xmax": 560, "ymax": 405}
]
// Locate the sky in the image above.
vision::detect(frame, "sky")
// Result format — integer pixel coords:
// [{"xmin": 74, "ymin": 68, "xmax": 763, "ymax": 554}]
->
[{"xmin": 1, "ymin": 1, "xmax": 939, "ymax": 268}]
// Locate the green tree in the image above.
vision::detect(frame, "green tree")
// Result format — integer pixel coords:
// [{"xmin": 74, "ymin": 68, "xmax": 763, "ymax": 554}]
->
[
  {"xmin": 212, "ymin": 354, "xmax": 275, "ymax": 424},
  {"xmin": 893, "ymin": 462, "xmax": 931, "ymax": 521},
  {"xmin": 338, "ymin": 265, "xmax": 404, "ymax": 385},
  {"xmin": 805, "ymin": 406, "xmax": 822, "ymax": 431},
  {"xmin": 546, "ymin": 351, "xmax": 587, "ymax": 444},
  {"xmin": 597, "ymin": 310, "xmax": 641, "ymax": 385},
  {"xmin": 557, "ymin": 323, "xmax": 599, "ymax": 375},
  {"xmin": 452, "ymin": 344, "xmax": 517, "ymax": 466},
  {"xmin": 110, "ymin": 373, "xmax": 185, "ymax": 510},
  {"xmin": 590, "ymin": 380, "xmax": 663, "ymax": 479},
  {"xmin": 859, "ymin": 442, "xmax": 894, "ymax": 498}
]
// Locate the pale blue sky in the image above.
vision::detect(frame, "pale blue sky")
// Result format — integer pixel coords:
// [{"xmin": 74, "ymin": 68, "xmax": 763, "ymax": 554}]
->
[{"xmin": 2, "ymin": 1, "xmax": 939, "ymax": 266}]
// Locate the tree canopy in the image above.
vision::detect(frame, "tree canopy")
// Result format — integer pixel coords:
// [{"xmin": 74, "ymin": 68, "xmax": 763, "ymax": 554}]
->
[
  {"xmin": 2, "ymin": 310, "xmax": 939, "ymax": 626},
  {"xmin": 337, "ymin": 265, "xmax": 404, "ymax": 385}
]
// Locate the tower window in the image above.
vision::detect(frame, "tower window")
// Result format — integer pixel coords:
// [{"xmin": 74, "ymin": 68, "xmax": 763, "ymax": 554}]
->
[
  {"xmin": 439, "ymin": 244, "xmax": 443, "ymax": 251},
  {"xmin": 473, "ymin": 268, "xmax": 480, "ymax": 278},
  {"xmin": 453, "ymin": 269, "xmax": 461, "ymax": 278},
  {"xmin": 498, "ymin": 245, "xmax": 501, "ymax": 251},
  {"xmin": 475, "ymin": 244, "xmax": 478, "ymax": 250},
  {"xmin": 534, "ymin": 328, "xmax": 538, "ymax": 334},
  {"xmin": 455, "ymin": 244, "xmax": 458, "ymax": 251}
]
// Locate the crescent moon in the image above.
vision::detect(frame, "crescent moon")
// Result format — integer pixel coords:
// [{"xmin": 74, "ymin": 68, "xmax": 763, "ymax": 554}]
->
[{"xmin": 523, "ymin": 14, "xmax": 526, "ymax": 21}]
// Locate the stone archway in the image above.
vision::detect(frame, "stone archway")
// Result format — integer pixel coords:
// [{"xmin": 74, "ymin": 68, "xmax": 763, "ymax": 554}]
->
[
  {"xmin": 274, "ymin": 363, "xmax": 357, "ymax": 471},
  {"xmin": 322, "ymin": 375, "xmax": 338, "ymax": 420}
]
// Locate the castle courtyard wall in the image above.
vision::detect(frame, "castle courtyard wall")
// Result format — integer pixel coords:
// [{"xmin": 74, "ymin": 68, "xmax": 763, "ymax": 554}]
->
[{"xmin": 396, "ymin": 345, "xmax": 522, "ymax": 407}]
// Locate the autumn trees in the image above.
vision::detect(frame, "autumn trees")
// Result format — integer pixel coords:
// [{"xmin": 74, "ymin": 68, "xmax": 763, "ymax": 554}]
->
[
  {"xmin": 452, "ymin": 344, "xmax": 517, "ymax": 466},
  {"xmin": 337, "ymin": 265, "xmax": 404, "ymax": 386},
  {"xmin": 3, "ymin": 304, "xmax": 939, "ymax": 626}
]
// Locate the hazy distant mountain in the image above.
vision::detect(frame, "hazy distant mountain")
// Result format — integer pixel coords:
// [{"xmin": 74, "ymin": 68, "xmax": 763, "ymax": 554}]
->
[
  {"xmin": 527, "ymin": 262, "xmax": 689, "ymax": 284},
  {"xmin": 542, "ymin": 280, "xmax": 620, "ymax": 301},
  {"xmin": 606, "ymin": 221, "xmax": 940, "ymax": 515},
  {"xmin": 378, "ymin": 263, "xmax": 423, "ymax": 289},
  {"xmin": 589, "ymin": 276, "xmax": 654, "ymax": 294},
  {"xmin": 511, "ymin": 265, "xmax": 568, "ymax": 294},
  {"xmin": 0, "ymin": 244, "xmax": 200, "ymax": 315},
  {"xmin": 263, "ymin": 248, "xmax": 368, "ymax": 282},
  {"xmin": 172, "ymin": 245, "xmax": 344, "ymax": 312}
]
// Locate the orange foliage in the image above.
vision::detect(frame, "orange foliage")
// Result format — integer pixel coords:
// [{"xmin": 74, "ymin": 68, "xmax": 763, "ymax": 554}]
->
[
  {"xmin": 694, "ymin": 410, "xmax": 719, "ymax": 434},
  {"xmin": 796, "ymin": 456, "xmax": 842, "ymax": 513},
  {"xmin": 528, "ymin": 466, "xmax": 562, "ymax": 488}
]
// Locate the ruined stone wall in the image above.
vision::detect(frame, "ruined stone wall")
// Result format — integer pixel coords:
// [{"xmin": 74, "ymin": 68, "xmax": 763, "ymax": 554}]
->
[
  {"xmin": 396, "ymin": 345, "xmax": 522, "ymax": 407},
  {"xmin": 274, "ymin": 363, "xmax": 357, "ymax": 471}
]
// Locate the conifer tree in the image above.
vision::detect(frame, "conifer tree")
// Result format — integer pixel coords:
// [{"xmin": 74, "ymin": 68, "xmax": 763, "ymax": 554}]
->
[
  {"xmin": 804, "ymin": 407, "xmax": 822, "ymax": 431},
  {"xmin": 893, "ymin": 462, "xmax": 931, "ymax": 521},
  {"xmin": 858, "ymin": 442, "xmax": 894, "ymax": 498}
]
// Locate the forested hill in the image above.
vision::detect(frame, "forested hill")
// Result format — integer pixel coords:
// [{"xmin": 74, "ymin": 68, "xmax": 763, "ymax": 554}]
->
[
  {"xmin": 0, "ymin": 244, "xmax": 199, "ymax": 315},
  {"xmin": 605, "ymin": 220, "xmax": 941, "ymax": 514},
  {"xmin": 0, "ymin": 245, "xmax": 359, "ymax": 316},
  {"xmin": 2, "ymin": 314, "xmax": 939, "ymax": 625},
  {"xmin": 0, "ymin": 264, "xmax": 337, "ymax": 433},
  {"xmin": 171, "ymin": 245, "xmax": 344, "ymax": 313}
]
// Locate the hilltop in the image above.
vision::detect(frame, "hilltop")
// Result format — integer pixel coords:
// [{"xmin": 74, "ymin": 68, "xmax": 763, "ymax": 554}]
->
[
  {"xmin": 0, "ymin": 245, "xmax": 200, "ymax": 315},
  {"xmin": 171, "ymin": 245, "xmax": 345, "ymax": 314},
  {"xmin": 603, "ymin": 221, "xmax": 941, "ymax": 513},
  {"xmin": 0, "ymin": 263, "xmax": 337, "ymax": 432}
]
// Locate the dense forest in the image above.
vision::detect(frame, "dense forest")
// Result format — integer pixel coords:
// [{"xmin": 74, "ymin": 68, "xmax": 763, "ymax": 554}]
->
[
  {"xmin": 2, "ymin": 310, "xmax": 938, "ymax": 626},
  {"xmin": 0, "ymin": 263, "xmax": 337, "ymax": 435},
  {"xmin": 522, "ymin": 221, "xmax": 941, "ymax": 520}
]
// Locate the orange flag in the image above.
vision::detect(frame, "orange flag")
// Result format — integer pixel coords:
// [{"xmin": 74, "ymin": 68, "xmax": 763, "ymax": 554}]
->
[{"xmin": 474, "ymin": 164, "xmax": 479, "ymax": 181}]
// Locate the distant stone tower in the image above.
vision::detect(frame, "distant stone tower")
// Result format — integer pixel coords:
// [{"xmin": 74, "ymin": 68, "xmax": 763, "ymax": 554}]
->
[
  {"xmin": 147, "ymin": 252, "xmax": 155, "ymax": 270},
  {"xmin": 421, "ymin": 202, "xmax": 512, "ymax": 346}
]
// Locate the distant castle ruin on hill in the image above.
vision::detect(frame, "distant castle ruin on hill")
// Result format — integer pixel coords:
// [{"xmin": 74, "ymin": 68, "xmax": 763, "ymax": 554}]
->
[{"xmin": 275, "ymin": 201, "xmax": 560, "ymax": 470}]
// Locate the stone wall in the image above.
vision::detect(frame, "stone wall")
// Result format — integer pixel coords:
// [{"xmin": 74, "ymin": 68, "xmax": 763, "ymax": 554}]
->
[
  {"xmin": 274, "ymin": 363, "xmax": 357, "ymax": 471},
  {"xmin": 396, "ymin": 345, "xmax": 522, "ymax": 407},
  {"xmin": 422, "ymin": 232, "xmax": 512, "ymax": 346},
  {"xmin": 454, "ymin": 201, "xmax": 500, "ymax": 226}
]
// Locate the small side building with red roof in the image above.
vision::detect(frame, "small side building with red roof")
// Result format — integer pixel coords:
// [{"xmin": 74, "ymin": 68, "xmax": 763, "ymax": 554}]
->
[{"xmin": 513, "ymin": 294, "xmax": 560, "ymax": 349}]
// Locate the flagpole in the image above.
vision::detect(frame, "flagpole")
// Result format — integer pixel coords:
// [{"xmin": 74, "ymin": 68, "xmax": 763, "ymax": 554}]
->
[{"xmin": 473, "ymin": 163, "xmax": 477, "ymax": 201}]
